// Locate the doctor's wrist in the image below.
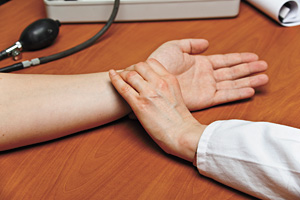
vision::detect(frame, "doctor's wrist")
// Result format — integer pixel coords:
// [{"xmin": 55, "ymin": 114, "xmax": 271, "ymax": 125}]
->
[{"xmin": 176, "ymin": 119, "xmax": 207, "ymax": 163}]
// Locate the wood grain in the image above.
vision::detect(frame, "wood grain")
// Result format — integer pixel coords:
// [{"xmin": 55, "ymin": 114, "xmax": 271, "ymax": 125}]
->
[{"xmin": 1, "ymin": 0, "xmax": 300, "ymax": 199}]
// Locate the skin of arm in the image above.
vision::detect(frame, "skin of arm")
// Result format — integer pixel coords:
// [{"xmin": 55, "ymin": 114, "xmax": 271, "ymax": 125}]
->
[
  {"xmin": 0, "ymin": 38, "xmax": 269, "ymax": 151},
  {"xmin": 0, "ymin": 72, "xmax": 130, "ymax": 151}
]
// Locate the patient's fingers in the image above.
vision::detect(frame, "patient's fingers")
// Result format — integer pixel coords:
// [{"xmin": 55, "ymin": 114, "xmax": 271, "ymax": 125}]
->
[
  {"xmin": 213, "ymin": 88, "xmax": 255, "ymax": 106},
  {"xmin": 216, "ymin": 74, "xmax": 269, "ymax": 90},
  {"xmin": 207, "ymin": 52, "xmax": 259, "ymax": 70},
  {"xmin": 214, "ymin": 61, "xmax": 268, "ymax": 81}
]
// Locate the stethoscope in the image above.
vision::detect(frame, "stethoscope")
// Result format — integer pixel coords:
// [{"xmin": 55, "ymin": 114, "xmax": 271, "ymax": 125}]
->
[{"xmin": 0, "ymin": 0, "xmax": 119, "ymax": 72}]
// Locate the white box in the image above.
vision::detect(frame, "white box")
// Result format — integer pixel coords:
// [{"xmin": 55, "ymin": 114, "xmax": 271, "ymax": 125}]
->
[{"xmin": 44, "ymin": 0, "xmax": 240, "ymax": 23}]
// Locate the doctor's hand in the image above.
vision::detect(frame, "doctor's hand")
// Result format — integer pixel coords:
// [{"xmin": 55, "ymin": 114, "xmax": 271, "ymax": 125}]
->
[
  {"xmin": 109, "ymin": 59, "xmax": 206, "ymax": 162},
  {"xmin": 148, "ymin": 39, "xmax": 269, "ymax": 111}
]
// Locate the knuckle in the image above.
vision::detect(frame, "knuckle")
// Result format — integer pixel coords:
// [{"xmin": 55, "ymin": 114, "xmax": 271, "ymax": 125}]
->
[
  {"xmin": 156, "ymin": 79, "xmax": 169, "ymax": 90},
  {"xmin": 135, "ymin": 62, "xmax": 146, "ymax": 69},
  {"xmin": 147, "ymin": 58, "xmax": 158, "ymax": 65},
  {"xmin": 120, "ymin": 84, "xmax": 131, "ymax": 94},
  {"xmin": 134, "ymin": 62, "xmax": 143, "ymax": 69},
  {"xmin": 136, "ymin": 96, "xmax": 152, "ymax": 110},
  {"xmin": 135, "ymin": 62, "xmax": 149, "ymax": 72},
  {"xmin": 148, "ymin": 89, "xmax": 159, "ymax": 98},
  {"xmin": 126, "ymin": 71, "xmax": 138, "ymax": 80}
]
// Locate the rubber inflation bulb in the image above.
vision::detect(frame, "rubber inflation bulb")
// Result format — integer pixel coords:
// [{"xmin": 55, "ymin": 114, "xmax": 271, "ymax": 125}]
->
[{"xmin": 19, "ymin": 18, "xmax": 60, "ymax": 51}]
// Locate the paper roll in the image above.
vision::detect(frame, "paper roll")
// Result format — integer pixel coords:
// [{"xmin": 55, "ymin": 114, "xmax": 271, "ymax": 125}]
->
[{"xmin": 246, "ymin": 0, "xmax": 300, "ymax": 27}]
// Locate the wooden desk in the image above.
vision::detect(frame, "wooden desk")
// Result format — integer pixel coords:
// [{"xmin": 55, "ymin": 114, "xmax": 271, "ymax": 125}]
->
[{"xmin": 1, "ymin": 0, "xmax": 300, "ymax": 199}]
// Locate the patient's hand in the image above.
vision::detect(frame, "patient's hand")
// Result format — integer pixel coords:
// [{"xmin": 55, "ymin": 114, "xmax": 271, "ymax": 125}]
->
[
  {"xmin": 109, "ymin": 59, "xmax": 206, "ymax": 162},
  {"xmin": 149, "ymin": 39, "xmax": 269, "ymax": 111}
]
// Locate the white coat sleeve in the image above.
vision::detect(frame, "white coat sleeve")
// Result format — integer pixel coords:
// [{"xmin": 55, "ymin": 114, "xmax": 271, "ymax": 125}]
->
[{"xmin": 195, "ymin": 119, "xmax": 300, "ymax": 200}]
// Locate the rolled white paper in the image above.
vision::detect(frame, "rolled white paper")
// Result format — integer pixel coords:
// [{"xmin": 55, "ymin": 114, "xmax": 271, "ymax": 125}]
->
[{"xmin": 246, "ymin": 0, "xmax": 300, "ymax": 27}]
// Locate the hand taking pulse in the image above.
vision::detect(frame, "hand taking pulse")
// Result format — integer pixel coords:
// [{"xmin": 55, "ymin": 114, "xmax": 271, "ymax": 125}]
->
[
  {"xmin": 109, "ymin": 55, "xmax": 300, "ymax": 200},
  {"xmin": 110, "ymin": 58, "xmax": 300, "ymax": 200},
  {"xmin": 148, "ymin": 39, "xmax": 269, "ymax": 111},
  {"xmin": 109, "ymin": 58, "xmax": 207, "ymax": 162}
]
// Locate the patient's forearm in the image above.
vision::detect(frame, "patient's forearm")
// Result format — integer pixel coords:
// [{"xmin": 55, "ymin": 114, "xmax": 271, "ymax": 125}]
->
[{"xmin": 0, "ymin": 72, "xmax": 130, "ymax": 151}]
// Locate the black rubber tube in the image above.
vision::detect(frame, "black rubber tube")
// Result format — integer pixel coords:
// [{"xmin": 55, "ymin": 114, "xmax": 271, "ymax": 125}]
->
[{"xmin": 39, "ymin": 0, "xmax": 120, "ymax": 64}]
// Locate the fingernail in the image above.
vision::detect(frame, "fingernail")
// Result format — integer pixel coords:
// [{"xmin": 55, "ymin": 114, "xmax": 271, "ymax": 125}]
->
[
  {"xmin": 109, "ymin": 69, "xmax": 117, "ymax": 76},
  {"xmin": 116, "ymin": 69, "xmax": 124, "ymax": 73}
]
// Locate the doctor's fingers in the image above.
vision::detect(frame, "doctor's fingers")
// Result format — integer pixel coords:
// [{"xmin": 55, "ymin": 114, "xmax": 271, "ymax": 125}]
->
[
  {"xmin": 119, "ymin": 70, "xmax": 149, "ymax": 94},
  {"xmin": 124, "ymin": 59, "xmax": 170, "ymax": 81},
  {"xmin": 120, "ymin": 64, "xmax": 179, "ymax": 99},
  {"xmin": 109, "ymin": 69, "xmax": 139, "ymax": 104}
]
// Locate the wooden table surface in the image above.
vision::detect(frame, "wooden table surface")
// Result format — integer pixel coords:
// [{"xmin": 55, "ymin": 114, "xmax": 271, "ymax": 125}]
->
[{"xmin": 1, "ymin": 0, "xmax": 300, "ymax": 199}]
